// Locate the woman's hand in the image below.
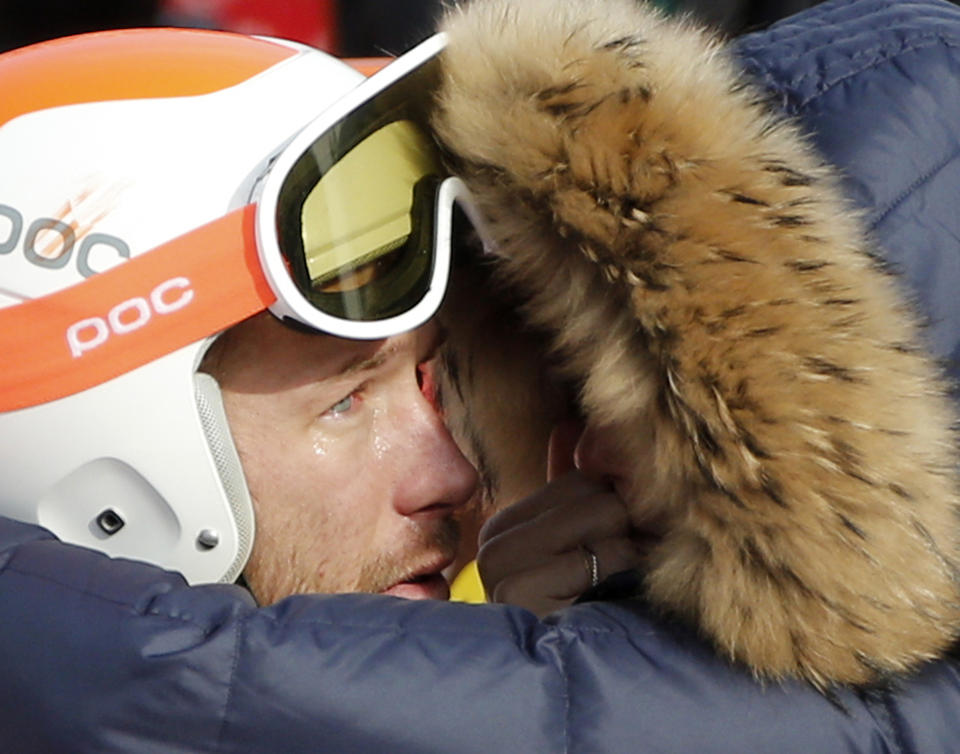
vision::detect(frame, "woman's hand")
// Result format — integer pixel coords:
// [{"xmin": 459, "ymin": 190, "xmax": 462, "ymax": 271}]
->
[{"xmin": 476, "ymin": 422, "xmax": 642, "ymax": 616}]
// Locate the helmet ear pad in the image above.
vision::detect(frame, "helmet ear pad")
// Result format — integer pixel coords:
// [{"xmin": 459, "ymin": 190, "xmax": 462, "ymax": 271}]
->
[
  {"xmin": 38, "ymin": 458, "xmax": 182, "ymax": 559},
  {"xmin": 0, "ymin": 345, "xmax": 255, "ymax": 585},
  {"xmin": 31, "ymin": 368, "xmax": 255, "ymax": 584}
]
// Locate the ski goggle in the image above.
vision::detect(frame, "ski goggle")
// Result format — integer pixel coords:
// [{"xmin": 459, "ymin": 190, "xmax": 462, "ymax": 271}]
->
[{"xmin": 255, "ymin": 32, "xmax": 490, "ymax": 339}]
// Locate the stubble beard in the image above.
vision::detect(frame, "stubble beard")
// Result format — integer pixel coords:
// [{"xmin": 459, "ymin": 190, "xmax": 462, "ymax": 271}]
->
[{"xmin": 354, "ymin": 517, "xmax": 461, "ymax": 594}]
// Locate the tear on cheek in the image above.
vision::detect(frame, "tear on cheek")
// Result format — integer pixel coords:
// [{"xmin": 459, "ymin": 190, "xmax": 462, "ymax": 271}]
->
[{"xmin": 313, "ymin": 436, "xmax": 330, "ymax": 457}]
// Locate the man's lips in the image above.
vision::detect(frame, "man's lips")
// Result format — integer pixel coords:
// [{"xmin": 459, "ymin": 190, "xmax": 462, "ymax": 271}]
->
[
  {"xmin": 381, "ymin": 556, "xmax": 454, "ymax": 601},
  {"xmin": 382, "ymin": 573, "xmax": 450, "ymax": 600}
]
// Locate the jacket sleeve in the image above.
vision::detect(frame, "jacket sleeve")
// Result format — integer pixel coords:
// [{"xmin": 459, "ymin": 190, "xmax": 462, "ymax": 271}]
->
[{"xmin": 3, "ymin": 517, "xmax": 960, "ymax": 754}]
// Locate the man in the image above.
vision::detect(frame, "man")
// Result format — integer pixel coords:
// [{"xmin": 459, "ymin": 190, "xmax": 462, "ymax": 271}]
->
[
  {"xmin": 0, "ymin": 24, "xmax": 625, "ymax": 607},
  {"xmin": 3, "ymin": 1, "xmax": 960, "ymax": 752}
]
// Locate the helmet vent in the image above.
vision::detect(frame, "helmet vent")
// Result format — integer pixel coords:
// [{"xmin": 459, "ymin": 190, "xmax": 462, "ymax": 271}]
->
[{"xmin": 194, "ymin": 372, "xmax": 255, "ymax": 583}]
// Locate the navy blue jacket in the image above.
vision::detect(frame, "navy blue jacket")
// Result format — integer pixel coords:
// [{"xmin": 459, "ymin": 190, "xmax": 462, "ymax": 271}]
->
[{"xmin": 4, "ymin": 0, "xmax": 960, "ymax": 751}]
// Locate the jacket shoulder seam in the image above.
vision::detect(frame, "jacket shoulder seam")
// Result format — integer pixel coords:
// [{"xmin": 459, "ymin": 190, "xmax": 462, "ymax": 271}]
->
[
  {"xmin": 5, "ymin": 563, "xmax": 143, "ymax": 611},
  {"xmin": 861, "ymin": 688, "xmax": 914, "ymax": 754},
  {"xmin": 4, "ymin": 563, "xmax": 217, "ymax": 631},
  {"xmin": 559, "ymin": 631, "xmax": 572, "ymax": 754},
  {"xmin": 274, "ymin": 616, "xmax": 617, "ymax": 640},
  {"xmin": 793, "ymin": 34, "xmax": 960, "ymax": 108},
  {"xmin": 213, "ymin": 610, "xmax": 247, "ymax": 751},
  {"xmin": 871, "ymin": 142, "xmax": 960, "ymax": 230}
]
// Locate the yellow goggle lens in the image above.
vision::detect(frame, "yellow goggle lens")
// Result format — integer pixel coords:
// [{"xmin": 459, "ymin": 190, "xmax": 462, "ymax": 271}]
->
[{"xmin": 301, "ymin": 119, "xmax": 440, "ymax": 288}]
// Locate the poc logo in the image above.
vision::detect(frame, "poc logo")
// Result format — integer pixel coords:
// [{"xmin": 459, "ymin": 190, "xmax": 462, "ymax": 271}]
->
[
  {"xmin": 0, "ymin": 203, "xmax": 129, "ymax": 277},
  {"xmin": 67, "ymin": 277, "xmax": 194, "ymax": 358}
]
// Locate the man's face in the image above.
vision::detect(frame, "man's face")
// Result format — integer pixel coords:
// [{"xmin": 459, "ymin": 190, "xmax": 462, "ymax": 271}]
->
[{"xmin": 204, "ymin": 313, "xmax": 478, "ymax": 605}]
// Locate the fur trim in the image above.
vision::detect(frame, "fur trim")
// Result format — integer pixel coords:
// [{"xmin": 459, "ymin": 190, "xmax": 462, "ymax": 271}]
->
[{"xmin": 433, "ymin": 0, "xmax": 960, "ymax": 687}]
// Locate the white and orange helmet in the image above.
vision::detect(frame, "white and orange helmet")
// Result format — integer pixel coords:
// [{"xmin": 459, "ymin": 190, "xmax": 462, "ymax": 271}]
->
[{"xmin": 0, "ymin": 27, "xmax": 479, "ymax": 583}]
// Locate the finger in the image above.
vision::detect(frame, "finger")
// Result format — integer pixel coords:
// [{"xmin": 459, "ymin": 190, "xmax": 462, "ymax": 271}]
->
[
  {"xmin": 484, "ymin": 487, "xmax": 630, "ymax": 561},
  {"xmin": 486, "ymin": 557, "xmax": 583, "ymax": 616},
  {"xmin": 478, "ymin": 471, "xmax": 611, "ymax": 544},
  {"xmin": 477, "ymin": 491, "xmax": 628, "ymax": 585},
  {"xmin": 484, "ymin": 535, "xmax": 644, "ymax": 616},
  {"xmin": 583, "ymin": 535, "xmax": 646, "ymax": 587},
  {"xmin": 477, "ymin": 494, "xmax": 631, "ymax": 588},
  {"xmin": 547, "ymin": 419, "xmax": 583, "ymax": 482}
]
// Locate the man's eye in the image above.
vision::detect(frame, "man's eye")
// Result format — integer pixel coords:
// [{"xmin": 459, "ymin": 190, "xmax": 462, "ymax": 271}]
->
[{"xmin": 328, "ymin": 395, "xmax": 354, "ymax": 415}]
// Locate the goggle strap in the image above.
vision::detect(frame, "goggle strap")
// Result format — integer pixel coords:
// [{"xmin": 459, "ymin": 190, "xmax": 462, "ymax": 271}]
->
[{"xmin": 0, "ymin": 203, "xmax": 275, "ymax": 412}]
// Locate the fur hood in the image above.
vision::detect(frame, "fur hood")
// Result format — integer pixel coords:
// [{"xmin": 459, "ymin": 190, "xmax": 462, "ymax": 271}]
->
[{"xmin": 431, "ymin": 0, "xmax": 960, "ymax": 688}]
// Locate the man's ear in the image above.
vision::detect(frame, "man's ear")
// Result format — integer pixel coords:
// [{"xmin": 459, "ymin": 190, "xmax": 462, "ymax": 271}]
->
[{"xmin": 547, "ymin": 420, "xmax": 582, "ymax": 482}]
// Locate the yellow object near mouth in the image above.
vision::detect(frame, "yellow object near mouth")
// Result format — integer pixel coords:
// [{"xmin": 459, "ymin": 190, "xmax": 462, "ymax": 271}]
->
[{"xmin": 449, "ymin": 559, "xmax": 486, "ymax": 604}]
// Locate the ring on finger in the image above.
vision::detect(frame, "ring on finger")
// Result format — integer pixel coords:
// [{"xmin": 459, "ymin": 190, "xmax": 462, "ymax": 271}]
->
[{"xmin": 580, "ymin": 544, "xmax": 600, "ymax": 589}]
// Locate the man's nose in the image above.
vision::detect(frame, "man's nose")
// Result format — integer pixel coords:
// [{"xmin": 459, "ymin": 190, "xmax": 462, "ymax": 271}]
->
[{"xmin": 393, "ymin": 398, "xmax": 479, "ymax": 518}]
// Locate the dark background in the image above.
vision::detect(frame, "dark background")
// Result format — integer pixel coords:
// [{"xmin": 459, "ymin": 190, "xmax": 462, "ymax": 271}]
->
[{"xmin": 0, "ymin": 0, "xmax": 841, "ymax": 56}]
